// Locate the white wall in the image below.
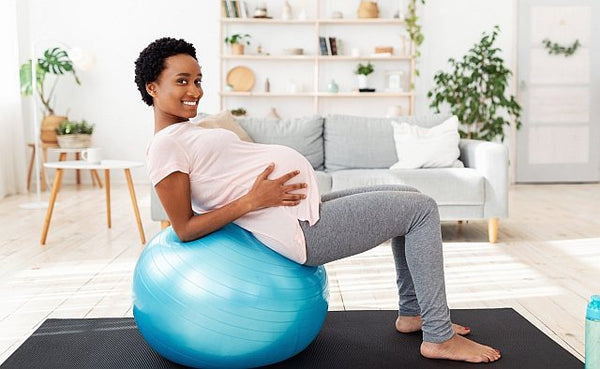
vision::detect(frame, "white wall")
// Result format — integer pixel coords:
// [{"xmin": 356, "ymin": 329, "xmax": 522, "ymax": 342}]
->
[
  {"xmin": 18, "ymin": 0, "xmax": 220, "ymax": 183},
  {"xmin": 17, "ymin": 0, "xmax": 516, "ymax": 184}
]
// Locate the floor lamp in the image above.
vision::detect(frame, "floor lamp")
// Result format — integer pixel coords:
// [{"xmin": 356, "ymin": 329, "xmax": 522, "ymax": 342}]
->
[{"xmin": 20, "ymin": 42, "xmax": 94, "ymax": 210}]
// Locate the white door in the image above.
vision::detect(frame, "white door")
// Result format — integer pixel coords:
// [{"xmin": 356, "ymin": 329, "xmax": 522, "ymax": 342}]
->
[{"xmin": 517, "ymin": 0, "xmax": 599, "ymax": 182}]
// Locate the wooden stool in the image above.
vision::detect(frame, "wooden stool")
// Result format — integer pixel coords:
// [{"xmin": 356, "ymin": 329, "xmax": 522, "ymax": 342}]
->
[{"xmin": 27, "ymin": 143, "xmax": 103, "ymax": 191}]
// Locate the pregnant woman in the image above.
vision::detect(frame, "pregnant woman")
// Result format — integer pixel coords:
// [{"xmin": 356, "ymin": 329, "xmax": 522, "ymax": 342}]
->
[{"xmin": 135, "ymin": 37, "xmax": 501, "ymax": 363}]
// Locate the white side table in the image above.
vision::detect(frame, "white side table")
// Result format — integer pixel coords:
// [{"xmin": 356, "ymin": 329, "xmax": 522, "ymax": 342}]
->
[
  {"xmin": 47, "ymin": 147, "xmax": 103, "ymax": 187},
  {"xmin": 41, "ymin": 160, "xmax": 146, "ymax": 245}
]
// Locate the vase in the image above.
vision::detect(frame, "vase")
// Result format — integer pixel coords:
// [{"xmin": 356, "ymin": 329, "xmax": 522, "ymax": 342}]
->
[
  {"xmin": 327, "ymin": 79, "xmax": 339, "ymax": 93},
  {"xmin": 40, "ymin": 115, "xmax": 67, "ymax": 144},
  {"xmin": 357, "ymin": 75, "xmax": 368, "ymax": 89},
  {"xmin": 357, "ymin": 1, "xmax": 379, "ymax": 18},
  {"xmin": 281, "ymin": 1, "xmax": 292, "ymax": 20}
]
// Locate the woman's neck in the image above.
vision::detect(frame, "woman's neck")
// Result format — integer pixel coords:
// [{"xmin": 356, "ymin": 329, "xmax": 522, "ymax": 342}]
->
[{"xmin": 153, "ymin": 110, "xmax": 188, "ymax": 133}]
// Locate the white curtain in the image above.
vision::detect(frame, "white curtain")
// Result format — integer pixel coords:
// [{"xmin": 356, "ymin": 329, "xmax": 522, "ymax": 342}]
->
[{"xmin": 0, "ymin": 0, "xmax": 27, "ymax": 198}]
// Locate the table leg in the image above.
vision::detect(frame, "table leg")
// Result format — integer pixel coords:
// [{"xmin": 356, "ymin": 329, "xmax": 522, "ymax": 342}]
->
[
  {"xmin": 124, "ymin": 169, "xmax": 146, "ymax": 244},
  {"xmin": 40, "ymin": 168, "xmax": 64, "ymax": 245},
  {"xmin": 41, "ymin": 148, "xmax": 49, "ymax": 191},
  {"xmin": 75, "ymin": 152, "xmax": 81, "ymax": 184},
  {"xmin": 27, "ymin": 145, "xmax": 35, "ymax": 191},
  {"xmin": 92, "ymin": 170, "xmax": 103, "ymax": 188},
  {"xmin": 104, "ymin": 169, "xmax": 111, "ymax": 228},
  {"xmin": 55, "ymin": 152, "xmax": 68, "ymax": 192}
]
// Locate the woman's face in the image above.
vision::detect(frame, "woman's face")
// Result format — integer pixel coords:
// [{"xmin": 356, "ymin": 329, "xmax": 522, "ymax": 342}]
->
[{"xmin": 147, "ymin": 53, "xmax": 203, "ymax": 123}]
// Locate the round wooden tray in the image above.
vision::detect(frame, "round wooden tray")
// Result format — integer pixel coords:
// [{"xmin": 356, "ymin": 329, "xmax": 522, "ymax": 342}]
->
[{"xmin": 226, "ymin": 66, "xmax": 255, "ymax": 92}]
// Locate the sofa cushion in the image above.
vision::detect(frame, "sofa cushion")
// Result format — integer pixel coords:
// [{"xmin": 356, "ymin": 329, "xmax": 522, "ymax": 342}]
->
[
  {"xmin": 324, "ymin": 114, "xmax": 450, "ymax": 171},
  {"xmin": 193, "ymin": 110, "xmax": 254, "ymax": 142},
  {"xmin": 329, "ymin": 168, "xmax": 484, "ymax": 206},
  {"xmin": 390, "ymin": 116, "xmax": 462, "ymax": 169},
  {"xmin": 314, "ymin": 170, "xmax": 332, "ymax": 195},
  {"xmin": 236, "ymin": 116, "xmax": 324, "ymax": 170}
]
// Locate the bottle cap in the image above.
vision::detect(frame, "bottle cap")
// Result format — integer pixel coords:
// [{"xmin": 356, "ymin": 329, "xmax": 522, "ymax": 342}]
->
[{"xmin": 587, "ymin": 295, "xmax": 600, "ymax": 321}]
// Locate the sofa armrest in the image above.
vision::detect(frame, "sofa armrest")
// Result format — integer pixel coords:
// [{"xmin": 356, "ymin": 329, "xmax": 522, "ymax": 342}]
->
[
  {"xmin": 150, "ymin": 185, "xmax": 169, "ymax": 222},
  {"xmin": 459, "ymin": 139, "xmax": 508, "ymax": 218}
]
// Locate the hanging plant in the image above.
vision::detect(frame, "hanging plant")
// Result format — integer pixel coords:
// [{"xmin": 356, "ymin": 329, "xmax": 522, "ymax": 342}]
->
[
  {"xmin": 542, "ymin": 38, "xmax": 580, "ymax": 57},
  {"xmin": 427, "ymin": 25, "xmax": 522, "ymax": 142},
  {"xmin": 405, "ymin": 0, "xmax": 425, "ymax": 79}
]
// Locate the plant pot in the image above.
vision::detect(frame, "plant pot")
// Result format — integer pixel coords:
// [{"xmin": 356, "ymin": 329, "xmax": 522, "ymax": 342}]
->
[
  {"xmin": 357, "ymin": 75, "xmax": 369, "ymax": 89},
  {"xmin": 231, "ymin": 43, "xmax": 245, "ymax": 55},
  {"xmin": 57, "ymin": 134, "xmax": 92, "ymax": 149},
  {"xmin": 41, "ymin": 115, "xmax": 67, "ymax": 144}
]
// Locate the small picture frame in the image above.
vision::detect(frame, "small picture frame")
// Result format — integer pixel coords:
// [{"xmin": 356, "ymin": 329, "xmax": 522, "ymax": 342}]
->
[{"xmin": 385, "ymin": 70, "xmax": 404, "ymax": 92}]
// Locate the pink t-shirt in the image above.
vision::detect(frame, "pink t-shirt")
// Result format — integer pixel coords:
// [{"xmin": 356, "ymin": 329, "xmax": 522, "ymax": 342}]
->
[{"xmin": 146, "ymin": 122, "xmax": 321, "ymax": 263}]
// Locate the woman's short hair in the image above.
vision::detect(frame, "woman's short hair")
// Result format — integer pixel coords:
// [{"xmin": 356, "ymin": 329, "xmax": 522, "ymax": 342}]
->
[{"xmin": 134, "ymin": 37, "xmax": 197, "ymax": 106}]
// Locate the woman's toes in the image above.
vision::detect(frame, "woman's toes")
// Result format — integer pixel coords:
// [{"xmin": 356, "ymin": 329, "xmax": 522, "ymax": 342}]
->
[{"xmin": 452, "ymin": 323, "xmax": 471, "ymax": 335}]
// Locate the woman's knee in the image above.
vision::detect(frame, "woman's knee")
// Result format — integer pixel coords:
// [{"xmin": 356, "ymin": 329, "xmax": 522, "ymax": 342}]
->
[{"xmin": 413, "ymin": 193, "xmax": 439, "ymax": 215}]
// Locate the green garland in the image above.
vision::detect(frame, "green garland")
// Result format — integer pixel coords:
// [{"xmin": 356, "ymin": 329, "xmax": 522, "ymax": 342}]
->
[
  {"xmin": 542, "ymin": 38, "xmax": 580, "ymax": 57},
  {"xmin": 405, "ymin": 0, "xmax": 425, "ymax": 81}
]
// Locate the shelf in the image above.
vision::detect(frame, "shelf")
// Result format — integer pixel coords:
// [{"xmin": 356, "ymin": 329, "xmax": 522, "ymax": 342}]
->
[
  {"xmin": 222, "ymin": 55, "xmax": 411, "ymax": 61},
  {"xmin": 220, "ymin": 1, "xmax": 416, "ymax": 116},
  {"xmin": 318, "ymin": 55, "xmax": 412, "ymax": 61},
  {"xmin": 220, "ymin": 92, "xmax": 413, "ymax": 98},
  {"xmin": 222, "ymin": 55, "xmax": 316, "ymax": 61},
  {"xmin": 222, "ymin": 18, "xmax": 315, "ymax": 24},
  {"xmin": 318, "ymin": 18, "xmax": 406, "ymax": 25},
  {"xmin": 318, "ymin": 92, "xmax": 412, "ymax": 97},
  {"xmin": 220, "ymin": 92, "xmax": 315, "ymax": 97},
  {"xmin": 221, "ymin": 18, "xmax": 406, "ymax": 25}
]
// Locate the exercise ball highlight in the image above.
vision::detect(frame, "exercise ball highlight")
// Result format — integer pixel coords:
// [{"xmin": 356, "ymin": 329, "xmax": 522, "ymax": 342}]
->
[{"xmin": 132, "ymin": 223, "xmax": 329, "ymax": 368}]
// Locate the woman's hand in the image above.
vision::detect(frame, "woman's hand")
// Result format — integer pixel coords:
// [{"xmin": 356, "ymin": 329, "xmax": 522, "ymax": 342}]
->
[{"xmin": 246, "ymin": 163, "xmax": 307, "ymax": 210}]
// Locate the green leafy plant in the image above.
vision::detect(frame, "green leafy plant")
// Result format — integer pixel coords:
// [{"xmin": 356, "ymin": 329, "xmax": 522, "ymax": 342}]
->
[
  {"xmin": 405, "ymin": 0, "xmax": 426, "ymax": 78},
  {"xmin": 225, "ymin": 33, "xmax": 251, "ymax": 45},
  {"xmin": 354, "ymin": 62, "xmax": 374, "ymax": 76},
  {"xmin": 427, "ymin": 25, "xmax": 521, "ymax": 142},
  {"xmin": 55, "ymin": 119, "xmax": 94, "ymax": 135},
  {"xmin": 19, "ymin": 47, "xmax": 81, "ymax": 116},
  {"xmin": 230, "ymin": 108, "xmax": 247, "ymax": 116},
  {"xmin": 542, "ymin": 38, "xmax": 580, "ymax": 57}
]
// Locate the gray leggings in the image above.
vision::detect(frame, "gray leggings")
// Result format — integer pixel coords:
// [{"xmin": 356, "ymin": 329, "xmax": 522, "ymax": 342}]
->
[{"xmin": 299, "ymin": 185, "xmax": 453, "ymax": 343}]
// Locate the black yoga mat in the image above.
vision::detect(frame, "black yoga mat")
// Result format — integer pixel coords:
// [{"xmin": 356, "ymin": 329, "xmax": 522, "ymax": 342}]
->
[{"xmin": 1, "ymin": 309, "xmax": 583, "ymax": 369}]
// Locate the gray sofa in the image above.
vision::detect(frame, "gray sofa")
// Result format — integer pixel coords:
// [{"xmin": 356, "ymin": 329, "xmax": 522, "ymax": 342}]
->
[{"xmin": 150, "ymin": 114, "xmax": 508, "ymax": 242}]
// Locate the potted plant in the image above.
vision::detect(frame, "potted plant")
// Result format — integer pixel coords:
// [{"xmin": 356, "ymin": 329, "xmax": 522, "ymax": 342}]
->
[
  {"xmin": 225, "ymin": 33, "xmax": 251, "ymax": 55},
  {"xmin": 427, "ymin": 26, "xmax": 521, "ymax": 141},
  {"xmin": 55, "ymin": 119, "xmax": 95, "ymax": 148},
  {"xmin": 354, "ymin": 62, "xmax": 374, "ymax": 89},
  {"xmin": 20, "ymin": 47, "xmax": 81, "ymax": 144}
]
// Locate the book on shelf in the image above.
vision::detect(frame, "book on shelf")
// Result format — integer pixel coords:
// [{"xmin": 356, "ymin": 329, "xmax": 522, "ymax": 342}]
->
[
  {"xmin": 328, "ymin": 37, "xmax": 338, "ymax": 56},
  {"xmin": 223, "ymin": 0, "xmax": 246, "ymax": 18},
  {"xmin": 239, "ymin": 1, "xmax": 249, "ymax": 18},
  {"xmin": 319, "ymin": 36, "xmax": 329, "ymax": 56},
  {"xmin": 222, "ymin": 0, "xmax": 228, "ymax": 17}
]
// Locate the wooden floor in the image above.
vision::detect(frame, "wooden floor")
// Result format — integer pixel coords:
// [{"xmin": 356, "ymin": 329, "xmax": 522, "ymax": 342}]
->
[{"xmin": 1, "ymin": 182, "xmax": 598, "ymax": 364}]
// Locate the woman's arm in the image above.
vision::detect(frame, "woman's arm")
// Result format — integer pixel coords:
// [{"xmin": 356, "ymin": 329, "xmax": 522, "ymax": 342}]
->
[{"xmin": 155, "ymin": 163, "xmax": 306, "ymax": 242}]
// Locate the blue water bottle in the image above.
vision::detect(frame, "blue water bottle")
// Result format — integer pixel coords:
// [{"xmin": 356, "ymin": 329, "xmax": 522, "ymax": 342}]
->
[{"xmin": 587, "ymin": 295, "xmax": 600, "ymax": 368}]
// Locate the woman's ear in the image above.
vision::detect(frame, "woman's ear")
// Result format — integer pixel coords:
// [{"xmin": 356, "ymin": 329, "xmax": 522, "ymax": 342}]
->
[{"xmin": 146, "ymin": 82, "xmax": 158, "ymax": 97}]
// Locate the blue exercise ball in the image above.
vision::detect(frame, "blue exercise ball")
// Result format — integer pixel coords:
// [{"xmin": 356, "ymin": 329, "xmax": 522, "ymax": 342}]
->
[{"xmin": 132, "ymin": 223, "xmax": 329, "ymax": 369}]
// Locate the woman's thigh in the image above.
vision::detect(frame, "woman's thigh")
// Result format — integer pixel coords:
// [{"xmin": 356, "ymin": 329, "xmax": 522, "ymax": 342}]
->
[{"xmin": 302, "ymin": 190, "xmax": 437, "ymax": 266}]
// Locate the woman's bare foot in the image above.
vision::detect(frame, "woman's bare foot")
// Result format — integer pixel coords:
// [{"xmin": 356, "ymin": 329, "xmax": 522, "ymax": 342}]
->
[
  {"xmin": 395, "ymin": 316, "xmax": 471, "ymax": 336},
  {"xmin": 421, "ymin": 334, "xmax": 501, "ymax": 363}
]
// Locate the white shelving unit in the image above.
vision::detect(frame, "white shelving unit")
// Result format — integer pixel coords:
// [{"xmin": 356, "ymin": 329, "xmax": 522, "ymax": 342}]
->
[{"xmin": 219, "ymin": 0, "xmax": 415, "ymax": 117}]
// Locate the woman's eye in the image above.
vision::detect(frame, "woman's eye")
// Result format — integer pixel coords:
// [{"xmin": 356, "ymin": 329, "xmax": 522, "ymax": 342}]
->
[
  {"xmin": 177, "ymin": 79, "xmax": 187, "ymax": 85},
  {"xmin": 195, "ymin": 79, "xmax": 202, "ymax": 86}
]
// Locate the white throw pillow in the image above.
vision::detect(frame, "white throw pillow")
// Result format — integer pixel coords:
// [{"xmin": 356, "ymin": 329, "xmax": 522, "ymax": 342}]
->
[{"xmin": 390, "ymin": 115, "xmax": 462, "ymax": 169}]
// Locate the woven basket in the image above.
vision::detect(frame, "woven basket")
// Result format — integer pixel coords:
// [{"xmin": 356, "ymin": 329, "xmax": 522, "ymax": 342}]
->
[
  {"xmin": 57, "ymin": 134, "xmax": 92, "ymax": 149},
  {"xmin": 40, "ymin": 115, "xmax": 67, "ymax": 144},
  {"xmin": 357, "ymin": 1, "xmax": 379, "ymax": 18}
]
